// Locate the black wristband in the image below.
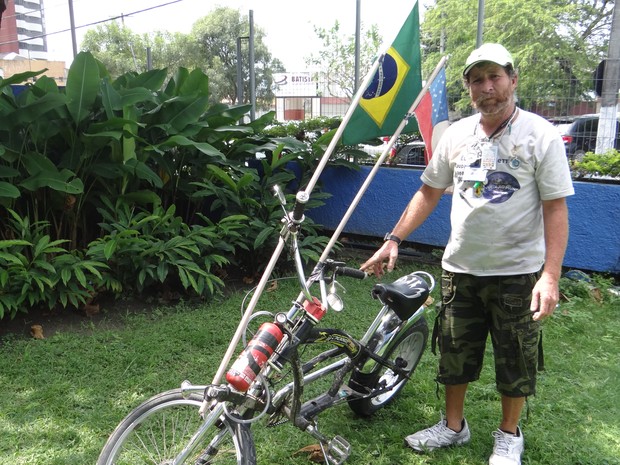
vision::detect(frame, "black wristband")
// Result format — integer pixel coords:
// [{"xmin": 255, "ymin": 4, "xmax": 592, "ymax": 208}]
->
[{"xmin": 383, "ymin": 233, "xmax": 402, "ymax": 246}]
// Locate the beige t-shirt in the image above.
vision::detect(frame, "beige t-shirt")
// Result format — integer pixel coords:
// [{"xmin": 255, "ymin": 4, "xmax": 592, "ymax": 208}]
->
[{"xmin": 421, "ymin": 109, "xmax": 575, "ymax": 276}]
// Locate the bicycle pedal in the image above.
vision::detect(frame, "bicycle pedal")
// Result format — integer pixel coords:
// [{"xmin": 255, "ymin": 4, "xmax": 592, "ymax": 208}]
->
[{"xmin": 327, "ymin": 435, "xmax": 351, "ymax": 465}]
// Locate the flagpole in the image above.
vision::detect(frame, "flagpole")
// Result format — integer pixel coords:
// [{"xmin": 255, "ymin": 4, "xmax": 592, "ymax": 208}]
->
[
  {"xmin": 209, "ymin": 52, "xmax": 395, "ymax": 385},
  {"xmin": 212, "ymin": 9, "xmax": 434, "ymax": 385},
  {"xmin": 317, "ymin": 56, "xmax": 449, "ymax": 264},
  {"xmin": 302, "ymin": 14, "xmax": 431, "ymax": 195}
]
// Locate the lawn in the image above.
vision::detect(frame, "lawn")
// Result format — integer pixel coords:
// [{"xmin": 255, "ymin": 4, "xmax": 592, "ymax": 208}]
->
[{"xmin": 0, "ymin": 260, "xmax": 618, "ymax": 465}]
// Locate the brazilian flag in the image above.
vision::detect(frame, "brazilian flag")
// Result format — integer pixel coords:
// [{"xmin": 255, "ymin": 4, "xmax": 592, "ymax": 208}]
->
[{"xmin": 342, "ymin": 2, "xmax": 422, "ymax": 145}]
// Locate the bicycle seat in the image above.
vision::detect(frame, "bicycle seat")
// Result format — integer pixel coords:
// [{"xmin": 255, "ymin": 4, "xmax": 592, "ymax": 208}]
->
[{"xmin": 371, "ymin": 272, "xmax": 430, "ymax": 320}]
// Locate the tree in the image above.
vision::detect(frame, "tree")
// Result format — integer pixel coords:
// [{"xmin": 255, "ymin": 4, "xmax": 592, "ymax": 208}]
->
[
  {"xmin": 189, "ymin": 7, "xmax": 285, "ymax": 109},
  {"xmin": 420, "ymin": 0, "xmax": 614, "ymax": 116},
  {"xmin": 147, "ymin": 30, "xmax": 199, "ymax": 72},
  {"xmin": 81, "ymin": 22, "xmax": 148, "ymax": 76},
  {"xmin": 305, "ymin": 21, "xmax": 382, "ymax": 99},
  {"xmin": 81, "ymin": 9, "xmax": 284, "ymax": 109},
  {"xmin": 81, "ymin": 23, "xmax": 196, "ymax": 76}
]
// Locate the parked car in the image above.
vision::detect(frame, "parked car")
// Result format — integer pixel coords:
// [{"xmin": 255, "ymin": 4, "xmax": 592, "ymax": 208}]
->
[
  {"xmin": 360, "ymin": 137, "xmax": 426, "ymax": 167},
  {"xmin": 548, "ymin": 116, "xmax": 576, "ymax": 138},
  {"xmin": 393, "ymin": 141, "xmax": 426, "ymax": 166},
  {"xmin": 561, "ymin": 114, "xmax": 620, "ymax": 161},
  {"xmin": 360, "ymin": 136, "xmax": 397, "ymax": 159}
]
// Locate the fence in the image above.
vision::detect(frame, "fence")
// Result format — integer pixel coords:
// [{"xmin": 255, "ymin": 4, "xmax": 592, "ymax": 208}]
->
[{"xmin": 272, "ymin": 72, "xmax": 605, "ymax": 126}]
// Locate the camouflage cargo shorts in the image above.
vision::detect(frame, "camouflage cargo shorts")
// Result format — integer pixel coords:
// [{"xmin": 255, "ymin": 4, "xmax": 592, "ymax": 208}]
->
[{"xmin": 434, "ymin": 270, "xmax": 542, "ymax": 397}]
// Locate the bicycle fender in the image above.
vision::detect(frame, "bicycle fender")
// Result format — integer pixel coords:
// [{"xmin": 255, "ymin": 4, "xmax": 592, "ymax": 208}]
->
[{"xmin": 356, "ymin": 306, "xmax": 427, "ymax": 376}]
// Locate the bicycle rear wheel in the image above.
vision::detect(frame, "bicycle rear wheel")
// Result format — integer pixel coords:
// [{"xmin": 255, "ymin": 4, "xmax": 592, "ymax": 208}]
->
[
  {"xmin": 348, "ymin": 317, "xmax": 428, "ymax": 416},
  {"xmin": 97, "ymin": 388, "xmax": 256, "ymax": 465}
]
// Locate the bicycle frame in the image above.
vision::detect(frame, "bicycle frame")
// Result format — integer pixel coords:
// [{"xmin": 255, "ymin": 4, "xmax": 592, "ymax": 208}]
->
[
  {"xmin": 99, "ymin": 59, "xmax": 449, "ymax": 465},
  {"xmin": 171, "ymin": 196, "xmax": 434, "ymax": 464}
]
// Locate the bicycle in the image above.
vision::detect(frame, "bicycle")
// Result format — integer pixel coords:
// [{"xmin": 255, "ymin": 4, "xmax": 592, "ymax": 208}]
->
[{"xmin": 97, "ymin": 185, "xmax": 436, "ymax": 465}]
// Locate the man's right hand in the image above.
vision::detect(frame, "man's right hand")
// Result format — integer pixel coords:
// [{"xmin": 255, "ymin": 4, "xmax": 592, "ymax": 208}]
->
[{"xmin": 360, "ymin": 240, "xmax": 399, "ymax": 279}]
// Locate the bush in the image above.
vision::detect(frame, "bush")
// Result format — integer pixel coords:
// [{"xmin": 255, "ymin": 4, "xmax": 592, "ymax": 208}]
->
[
  {"xmin": 571, "ymin": 149, "xmax": 620, "ymax": 178},
  {"xmin": 0, "ymin": 53, "xmax": 353, "ymax": 318},
  {"xmin": 0, "ymin": 210, "xmax": 108, "ymax": 319}
]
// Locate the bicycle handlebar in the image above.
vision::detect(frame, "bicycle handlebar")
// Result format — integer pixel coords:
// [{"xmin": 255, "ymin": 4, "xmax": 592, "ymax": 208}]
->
[
  {"xmin": 292, "ymin": 191, "xmax": 309, "ymax": 222},
  {"xmin": 335, "ymin": 266, "xmax": 367, "ymax": 280}
]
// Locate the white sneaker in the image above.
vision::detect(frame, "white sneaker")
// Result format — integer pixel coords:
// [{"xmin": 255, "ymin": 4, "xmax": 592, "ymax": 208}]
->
[
  {"xmin": 488, "ymin": 427, "xmax": 524, "ymax": 465},
  {"xmin": 405, "ymin": 417, "xmax": 471, "ymax": 452}
]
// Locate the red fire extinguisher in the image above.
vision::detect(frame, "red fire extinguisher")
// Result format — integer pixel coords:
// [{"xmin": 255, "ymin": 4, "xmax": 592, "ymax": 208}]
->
[{"xmin": 226, "ymin": 322, "xmax": 283, "ymax": 392}]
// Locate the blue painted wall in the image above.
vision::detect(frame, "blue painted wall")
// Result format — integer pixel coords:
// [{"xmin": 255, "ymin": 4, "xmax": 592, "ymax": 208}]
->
[{"xmin": 309, "ymin": 166, "xmax": 620, "ymax": 274}]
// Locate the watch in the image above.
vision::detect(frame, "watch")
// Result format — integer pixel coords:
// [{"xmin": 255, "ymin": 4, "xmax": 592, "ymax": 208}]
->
[{"xmin": 383, "ymin": 233, "xmax": 402, "ymax": 246}]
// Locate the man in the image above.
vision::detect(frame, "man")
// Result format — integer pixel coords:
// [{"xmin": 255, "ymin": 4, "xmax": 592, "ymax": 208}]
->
[{"xmin": 360, "ymin": 43, "xmax": 574, "ymax": 465}]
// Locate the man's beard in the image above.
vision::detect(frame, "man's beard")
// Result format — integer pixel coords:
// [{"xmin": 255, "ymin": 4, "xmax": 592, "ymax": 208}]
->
[{"xmin": 473, "ymin": 93, "xmax": 512, "ymax": 116}]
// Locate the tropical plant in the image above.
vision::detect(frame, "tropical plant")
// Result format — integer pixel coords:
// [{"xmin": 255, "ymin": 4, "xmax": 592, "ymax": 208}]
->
[
  {"xmin": 0, "ymin": 53, "xmax": 295, "ymax": 247},
  {"xmin": 86, "ymin": 198, "xmax": 244, "ymax": 297},
  {"xmin": 263, "ymin": 116, "xmax": 342, "ymax": 139},
  {"xmin": 0, "ymin": 210, "xmax": 108, "ymax": 319},
  {"xmin": 0, "ymin": 51, "xmax": 346, "ymax": 318}
]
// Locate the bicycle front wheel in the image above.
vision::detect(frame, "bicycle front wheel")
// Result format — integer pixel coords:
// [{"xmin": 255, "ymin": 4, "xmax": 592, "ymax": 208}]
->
[{"xmin": 97, "ymin": 388, "xmax": 256, "ymax": 465}]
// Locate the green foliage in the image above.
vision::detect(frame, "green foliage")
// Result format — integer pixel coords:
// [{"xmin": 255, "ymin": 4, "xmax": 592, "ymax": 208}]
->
[
  {"xmin": 263, "ymin": 116, "xmax": 341, "ymax": 138},
  {"xmin": 189, "ymin": 143, "xmax": 335, "ymax": 273},
  {"xmin": 560, "ymin": 276, "xmax": 598, "ymax": 301},
  {"xmin": 82, "ymin": 8, "xmax": 285, "ymax": 109},
  {"xmin": 190, "ymin": 7, "xmax": 285, "ymax": 108},
  {"xmin": 262, "ymin": 116, "xmax": 370, "ymax": 165},
  {"xmin": 0, "ymin": 51, "xmax": 339, "ymax": 318},
  {"xmin": 559, "ymin": 271, "xmax": 618, "ymax": 305},
  {"xmin": 420, "ymin": 0, "xmax": 612, "ymax": 115},
  {"xmin": 0, "ymin": 210, "xmax": 108, "ymax": 319},
  {"xmin": 86, "ymin": 198, "xmax": 240, "ymax": 297},
  {"xmin": 306, "ymin": 21, "xmax": 382, "ymax": 99},
  {"xmin": 571, "ymin": 149, "xmax": 620, "ymax": 178},
  {"xmin": 80, "ymin": 22, "xmax": 148, "ymax": 76}
]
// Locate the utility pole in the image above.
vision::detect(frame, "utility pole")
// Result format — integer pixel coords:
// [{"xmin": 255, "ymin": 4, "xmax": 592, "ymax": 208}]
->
[
  {"xmin": 595, "ymin": 1, "xmax": 620, "ymax": 154},
  {"xmin": 249, "ymin": 10, "xmax": 256, "ymax": 121},
  {"xmin": 236, "ymin": 10, "xmax": 256, "ymax": 120},
  {"xmin": 68, "ymin": 0, "xmax": 78, "ymax": 58},
  {"xmin": 354, "ymin": 0, "xmax": 361, "ymax": 92},
  {"xmin": 476, "ymin": 0, "xmax": 485, "ymax": 47},
  {"xmin": 236, "ymin": 37, "xmax": 245, "ymax": 106}
]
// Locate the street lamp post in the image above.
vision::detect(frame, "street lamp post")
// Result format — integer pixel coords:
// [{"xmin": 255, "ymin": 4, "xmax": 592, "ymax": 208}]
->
[{"xmin": 235, "ymin": 10, "xmax": 256, "ymax": 121}]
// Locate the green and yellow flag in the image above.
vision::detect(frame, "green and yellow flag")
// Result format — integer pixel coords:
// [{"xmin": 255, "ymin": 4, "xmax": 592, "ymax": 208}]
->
[{"xmin": 342, "ymin": 2, "xmax": 422, "ymax": 145}]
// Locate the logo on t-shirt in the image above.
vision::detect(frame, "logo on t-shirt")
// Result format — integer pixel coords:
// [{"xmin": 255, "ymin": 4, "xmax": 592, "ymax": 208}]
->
[{"xmin": 482, "ymin": 172, "xmax": 520, "ymax": 203}]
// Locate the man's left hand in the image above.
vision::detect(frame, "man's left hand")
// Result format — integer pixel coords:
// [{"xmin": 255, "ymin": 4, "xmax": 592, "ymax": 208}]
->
[{"xmin": 530, "ymin": 272, "xmax": 560, "ymax": 321}]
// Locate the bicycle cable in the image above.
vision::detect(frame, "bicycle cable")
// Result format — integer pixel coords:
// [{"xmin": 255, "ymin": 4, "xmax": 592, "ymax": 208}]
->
[{"xmin": 222, "ymin": 374, "xmax": 271, "ymax": 425}]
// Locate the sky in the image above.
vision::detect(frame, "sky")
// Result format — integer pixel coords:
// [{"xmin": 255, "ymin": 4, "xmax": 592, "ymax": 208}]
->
[{"xmin": 43, "ymin": 0, "xmax": 420, "ymax": 71}]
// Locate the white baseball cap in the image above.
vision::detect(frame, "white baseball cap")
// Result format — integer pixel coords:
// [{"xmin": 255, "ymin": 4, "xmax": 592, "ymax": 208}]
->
[{"xmin": 463, "ymin": 43, "xmax": 514, "ymax": 76}]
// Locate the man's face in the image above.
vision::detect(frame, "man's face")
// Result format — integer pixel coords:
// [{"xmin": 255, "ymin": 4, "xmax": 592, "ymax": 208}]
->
[{"xmin": 466, "ymin": 63, "xmax": 518, "ymax": 116}]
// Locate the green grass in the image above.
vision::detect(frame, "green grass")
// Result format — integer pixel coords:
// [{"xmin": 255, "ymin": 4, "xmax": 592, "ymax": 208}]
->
[{"xmin": 0, "ymin": 260, "xmax": 618, "ymax": 465}]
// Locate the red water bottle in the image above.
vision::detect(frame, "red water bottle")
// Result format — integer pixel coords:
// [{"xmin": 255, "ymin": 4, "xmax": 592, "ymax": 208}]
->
[{"xmin": 226, "ymin": 322, "xmax": 283, "ymax": 392}]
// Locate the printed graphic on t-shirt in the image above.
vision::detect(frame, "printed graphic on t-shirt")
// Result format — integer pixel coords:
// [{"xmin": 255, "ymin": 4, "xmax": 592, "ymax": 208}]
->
[{"xmin": 481, "ymin": 171, "xmax": 520, "ymax": 203}]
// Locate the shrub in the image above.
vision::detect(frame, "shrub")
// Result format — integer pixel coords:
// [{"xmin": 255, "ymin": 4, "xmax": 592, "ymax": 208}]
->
[
  {"xmin": 571, "ymin": 149, "xmax": 620, "ymax": 178},
  {"xmin": 0, "ymin": 52, "xmax": 352, "ymax": 319},
  {"xmin": 86, "ymin": 198, "xmax": 247, "ymax": 297},
  {"xmin": 0, "ymin": 210, "xmax": 108, "ymax": 319}
]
